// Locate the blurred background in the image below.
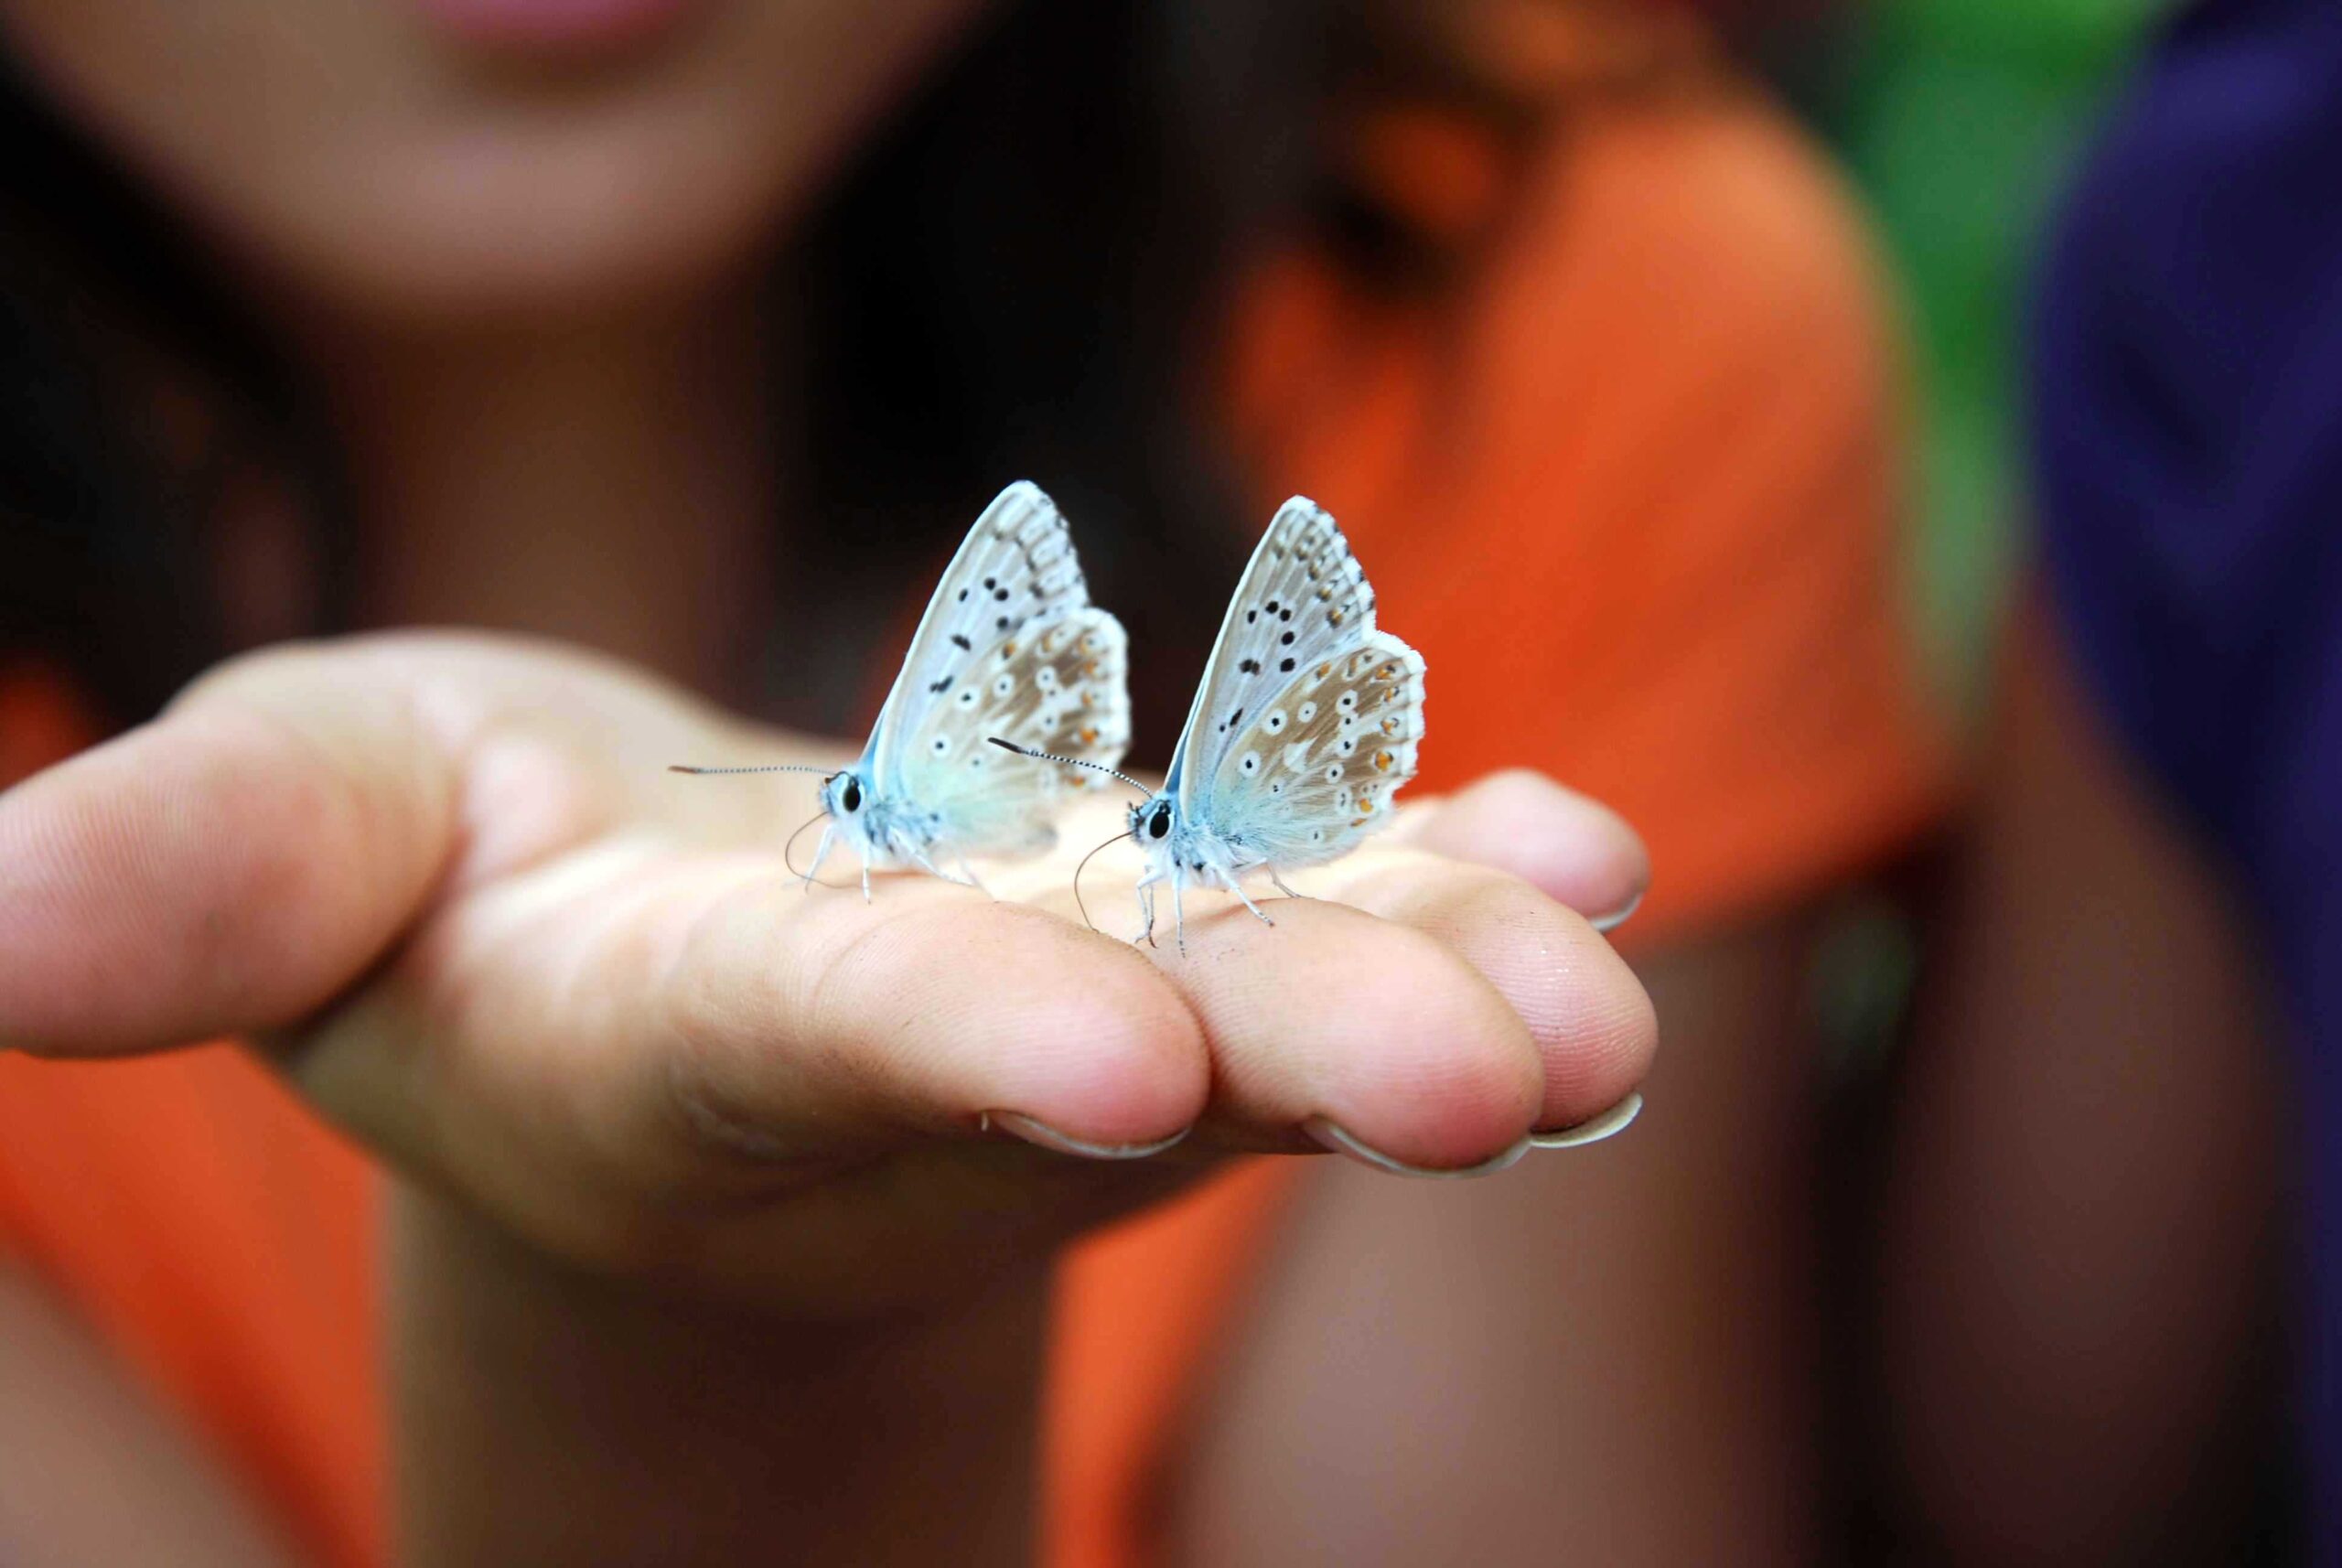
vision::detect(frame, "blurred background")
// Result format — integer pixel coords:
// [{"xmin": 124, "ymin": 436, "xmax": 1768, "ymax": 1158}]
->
[{"xmin": 1, "ymin": 0, "xmax": 2332, "ymax": 1563}]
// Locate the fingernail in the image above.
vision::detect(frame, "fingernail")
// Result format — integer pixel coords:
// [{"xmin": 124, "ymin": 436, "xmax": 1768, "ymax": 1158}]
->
[
  {"xmin": 979, "ymin": 1110, "xmax": 1190, "ymax": 1160},
  {"xmin": 1302, "ymin": 1116, "xmax": 1532, "ymax": 1179},
  {"xmin": 1528, "ymin": 1092, "xmax": 1644, "ymax": 1149},
  {"xmin": 1590, "ymin": 889, "xmax": 1644, "ymax": 934}
]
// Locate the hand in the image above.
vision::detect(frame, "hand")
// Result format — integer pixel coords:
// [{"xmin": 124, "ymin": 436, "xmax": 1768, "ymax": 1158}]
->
[{"xmin": 0, "ymin": 632, "xmax": 1655, "ymax": 1316}]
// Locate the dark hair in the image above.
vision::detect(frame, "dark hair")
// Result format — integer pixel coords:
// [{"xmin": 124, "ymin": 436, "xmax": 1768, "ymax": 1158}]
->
[
  {"xmin": 0, "ymin": 1, "xmax": 1329, "ymax": 749},
  {"xmin": 0, "ymin": 1, "xmax": 1672, "ymax": 751}
]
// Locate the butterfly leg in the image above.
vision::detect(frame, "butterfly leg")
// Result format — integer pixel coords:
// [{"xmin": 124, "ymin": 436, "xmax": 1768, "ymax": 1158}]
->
[
  {"xmin": 1133, "ymin": 875, "xmax": 1159, "ymax": 949},
  {"xmin": 1218, "ymin": 865, "xmax": 1276, "ymax": 928},
  {"xmin": 801, "ymin": 824, "xmax": 839, "ymax": 893},
  {"xmin": 860, "ymin": 860, "xmax": 873, "ymax": 904},
  {"xmin": 1268, "ymin": 869, "xmax": 1306, "ymax": 901},
  {"xmin": 906, "ymin": 843, "xmax": 982, "ymax": 894},
  {"xmin": 1172, "ymin": 871, "xmax": 1187, "ymax": 954}
]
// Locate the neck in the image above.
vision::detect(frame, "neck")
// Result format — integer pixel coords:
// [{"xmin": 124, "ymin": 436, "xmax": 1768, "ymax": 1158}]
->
[{"xmin": 306, "ymin": 289, "xmax": 777, "ymax": 700}]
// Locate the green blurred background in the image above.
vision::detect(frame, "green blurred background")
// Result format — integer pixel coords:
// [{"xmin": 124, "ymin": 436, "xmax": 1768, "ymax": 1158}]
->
[{"xmin": 1773, "ymin": 0, "xmax": 2174, "ymax": 708}]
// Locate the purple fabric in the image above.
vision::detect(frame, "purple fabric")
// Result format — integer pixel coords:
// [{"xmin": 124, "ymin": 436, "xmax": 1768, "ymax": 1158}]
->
[{"xmin": 2032, "ymin": 0, "xmax": 2342, "ymax": 1550}]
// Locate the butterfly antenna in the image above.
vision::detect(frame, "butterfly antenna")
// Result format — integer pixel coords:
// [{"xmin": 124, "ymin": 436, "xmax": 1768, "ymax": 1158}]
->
[
  {"xmin": 1071, "ymin": 831, "xmax": 1134, "ymax": 935},
  {"xmin": 985, "ymin": 737, "xmax": 1149, "ymax": 798},
  {"xmin": 669, "ymin": 763, "xmax": 833, "ymax": 777}
]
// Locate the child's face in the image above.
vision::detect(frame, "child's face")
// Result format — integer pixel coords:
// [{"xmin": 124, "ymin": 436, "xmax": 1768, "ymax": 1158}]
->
[{"xmin": 0, "ymin": 0, "xmax": 984, "ymax": 323}]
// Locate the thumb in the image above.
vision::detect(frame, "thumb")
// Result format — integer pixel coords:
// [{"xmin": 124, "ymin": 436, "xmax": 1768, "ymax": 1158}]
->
[{"xmin": 0, "ymin": 643, "xmax": 459, "ymax": 1057}]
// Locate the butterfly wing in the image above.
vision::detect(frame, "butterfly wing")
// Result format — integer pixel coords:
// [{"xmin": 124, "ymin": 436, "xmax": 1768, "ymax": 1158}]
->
[
  {"xmin": 1198, "ymin": 628, "xmax": 1424, "ymax": 868},
  {"xmin": 896, "ymin": 607, "xmax": 1132, "ymax": 856},
  {"xmin": 1166, "ymin": 497, "xmax": 1374, "ymax": 816},
  {"xmin": 868, "ymin": 481, "xmax": 1095, "ymax": 784}
]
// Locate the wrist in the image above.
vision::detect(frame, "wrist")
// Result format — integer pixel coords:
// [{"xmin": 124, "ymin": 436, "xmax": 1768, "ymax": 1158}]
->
[{"xmin": 389, "ymin": 1182, "xmax": 1046, "ymax": 1566}]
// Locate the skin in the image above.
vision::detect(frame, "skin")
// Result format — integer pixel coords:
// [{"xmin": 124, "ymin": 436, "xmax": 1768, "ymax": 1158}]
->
[
  {"xmin": 1873, "ymin": 597, "xmax": 2285, "ymax": 1562},
  {"xmin": 0, "ymin": 0, "xmax": 1658, "ymax": 1558},
  {"xmin": 1169, "ymin": 916, "xmax": 1821, "ymax": 1566},
  {"xmin": 0, "ymin": 1269, "xmax": 298, "ymax": 1568},
  {"xmin": 0, "ymin": 0, "xmax": 986, "ymax": 322}
]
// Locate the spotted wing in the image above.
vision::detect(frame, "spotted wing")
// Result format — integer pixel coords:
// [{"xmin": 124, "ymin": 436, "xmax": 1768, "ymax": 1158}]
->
[
  {"xmin": 897, "ymin": 607, "xmax": 1131, "ymax": 856},
  {"xmin": 1198, "ymin": 629, "xmax": 1424, "ymax": 869},
  {"xmin": 1165, "ymin": 497, "xmax": 1374, "ymax": 817},
  {"xmin": 869, "ymin": 481, "xmax": 1094, "ymax": 784}
]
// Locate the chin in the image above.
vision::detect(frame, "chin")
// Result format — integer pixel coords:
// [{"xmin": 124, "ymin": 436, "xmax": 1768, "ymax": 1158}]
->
[
  {"xmin": 4, "ymin": 0, "xmax": 983, "ymax": 328},
  {"xmin": 223, "ymin": 110, "xmax": 820, "ymax": 326},
  {"xmin": 269, "ymin": 175, "xmax": 798, "ymax": 328}
]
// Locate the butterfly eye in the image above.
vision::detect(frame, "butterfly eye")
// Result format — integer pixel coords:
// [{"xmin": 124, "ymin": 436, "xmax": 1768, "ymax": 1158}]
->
[
  {"xmin": 1149, "ymin": 805, "xmax": 1173, "ymax": 841},
  {"xmin": 839, "ymin": 776, "xmax": 864, "ymax": 813}
]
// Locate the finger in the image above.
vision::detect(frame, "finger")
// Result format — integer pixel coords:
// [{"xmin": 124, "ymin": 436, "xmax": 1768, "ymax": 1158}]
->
[
  {"xmin": 289, "ymin": 847, "xmax": 1213, "ymax": 1240},
  {"xmin": 0, "ymin": 631, "xmax": 792, "ymax": 1060},
  {"xmin": 0, "ymin": 646, "xmax": 463, "ymax": 1056},
  {"xmin": 1132, "ymin": 892, "xmax": 1550, "ymax": 1175},
  {"xmin": 1389, "ymin": 768, "xmax": 1649, "ymax": 928},
  {"xmin": 1316, "ymin": 852, "xmax": 1658, "ymax": 1133}
]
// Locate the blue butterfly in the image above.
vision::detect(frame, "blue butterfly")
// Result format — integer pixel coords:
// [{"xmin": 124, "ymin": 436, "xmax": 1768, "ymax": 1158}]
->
[
  {"xmin": 675, "ymin": 481, "xmax": 1130, "ymax": 897},
  {"xmin": 1119, "ymin": 497, "xmax": 1423, "ymax": 945}
]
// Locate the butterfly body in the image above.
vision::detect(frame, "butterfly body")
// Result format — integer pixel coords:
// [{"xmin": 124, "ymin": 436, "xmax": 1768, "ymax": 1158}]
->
[
  {"xmin": 1135, "ymin": 497, "xmax": 1424, "ymax": 945},
  {"xmin": 1127, "ymin": 791, "xmax": 1261, "ymax": 939},
  {"xmin": 807, "ymin": 766, "xmax": 951, "ymax": 883},
  {"xmin": 677, "ymin": 481, "xmax": 1130, "ymax": 896}
]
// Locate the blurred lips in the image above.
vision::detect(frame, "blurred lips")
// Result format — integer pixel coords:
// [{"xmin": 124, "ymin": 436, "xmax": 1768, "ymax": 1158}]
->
[{"xmin": 410, "ymin": 0, "xmax": 701, "ymax": 51}]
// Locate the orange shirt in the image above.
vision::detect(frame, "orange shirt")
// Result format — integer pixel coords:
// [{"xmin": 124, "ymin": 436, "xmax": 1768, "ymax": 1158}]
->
[
  {"xmin": 0, "ymin": 80, "xmax": 1947, "ymax": 1568},
  {"xmin": 1047, "ymin": 85, "xmax": 1948, "ymax": 1568}
]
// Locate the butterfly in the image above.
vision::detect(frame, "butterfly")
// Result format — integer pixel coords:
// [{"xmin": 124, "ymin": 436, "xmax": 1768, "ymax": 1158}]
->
[
  {"xmin": 1004, "ymin": 496, "xmax": 1423, "ymax": 946},
  {"xmin": 673, "ymin": 481, "xmax": 1131, "ymax": 897}
]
